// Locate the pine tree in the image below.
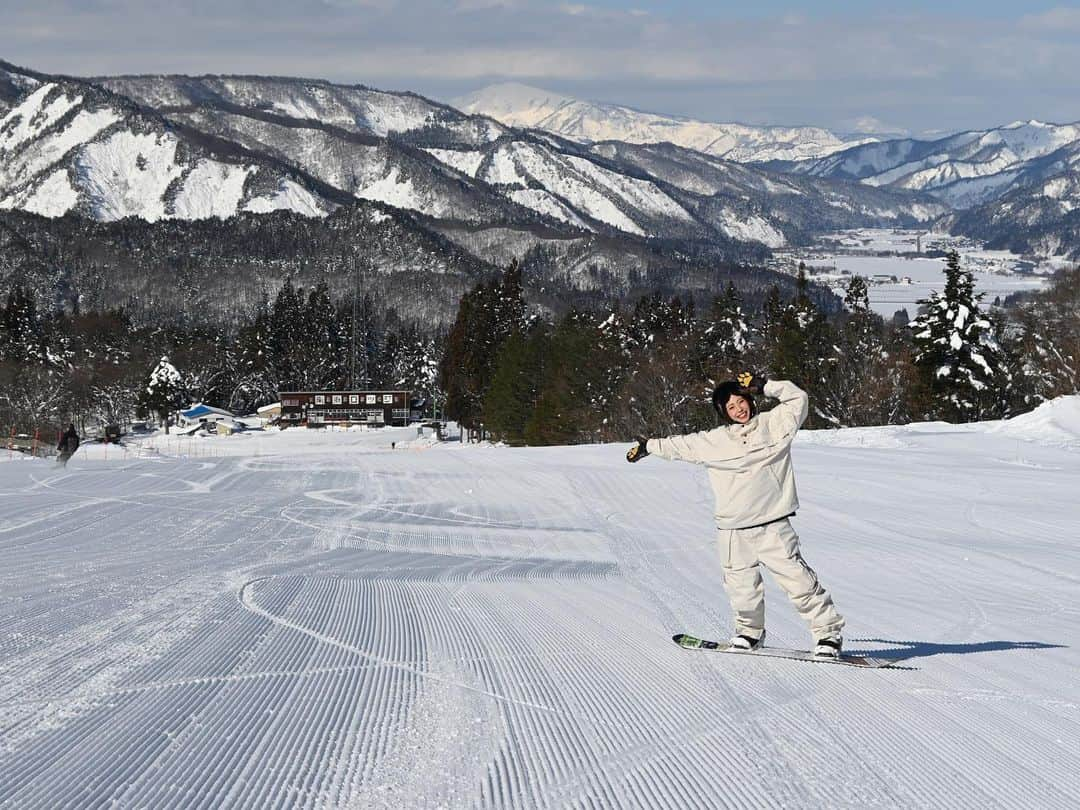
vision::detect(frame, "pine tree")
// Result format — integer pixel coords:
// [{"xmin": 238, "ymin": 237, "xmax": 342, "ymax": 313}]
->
[
  {"xmin": 766, "ymin": 267, "xmax": 834, "ymax": 426},
  {"xmin": 380, "ymin": 325, "xmax": 443, "ymax": 413},
  {"xmin": 300, "ymin": 282, "xmax": 346, "ymax": 389},
  {"xmin": 611, "ymin": 294, "xmax": 703, "ymax": 438},
  {"xmin": 486, "ymin": 327, "xmax": 547, "ymax": 445},
  {"xmin": 693, "ymin": 282, "xmax": 750, "ymax": 386},
  {"xmin": 817, "ymin": 275, "xmax": 896, "ymax": 426},
  {"xmin": 440, "ymin": 262, "xmax": 526, "ymax": 430},
  {"xmin": 0, "ymin": 286, "xmax": 45, "ymax": 364},
  {"xmin": 268, "ymin": 278, "xmax": 305, "ymax": 390},
  {"xmin": 525, "ymin": 311, "xmax": 624, "ymax": 445},
  {"xmin": 232, "ymin": 297, "xmax": 277, "ymax": 412},
  {"xmin": 140, "ymin": 356, "xmax": 186, "ymax": 433},
  {"xmin": 909, "ymin": 251, "xmax": 1009, "ymax": 421},
  {"xmin": 1012, "ymin": 267, "xmax": 1080, "ymax": 402}
]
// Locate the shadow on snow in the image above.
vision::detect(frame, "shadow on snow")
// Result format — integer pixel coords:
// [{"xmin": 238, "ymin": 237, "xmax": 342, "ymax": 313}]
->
[{"xmin": 850, "ymin": 638, "xmax": 1066, "ymax": 661}]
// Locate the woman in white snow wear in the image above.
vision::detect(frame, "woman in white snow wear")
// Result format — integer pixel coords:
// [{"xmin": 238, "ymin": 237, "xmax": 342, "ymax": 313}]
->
[{"xmin": 625, "ymin": 373, "xmax": 845, "ymax": 658}]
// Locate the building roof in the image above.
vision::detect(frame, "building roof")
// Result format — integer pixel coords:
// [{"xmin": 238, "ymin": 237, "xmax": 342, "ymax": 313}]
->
[
  {"xmin": 180, "ymin": 403, "xmax": 236, "ymax": 419},
  {"xmin": 278, "ymin": 390, "xmax": 410, "ymax": 395}
]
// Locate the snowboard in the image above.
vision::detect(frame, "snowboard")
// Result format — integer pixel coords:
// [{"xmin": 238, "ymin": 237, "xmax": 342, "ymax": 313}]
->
[{"xmin": 672, "ymin": 633, "xmax": 908, "ymax": 669}]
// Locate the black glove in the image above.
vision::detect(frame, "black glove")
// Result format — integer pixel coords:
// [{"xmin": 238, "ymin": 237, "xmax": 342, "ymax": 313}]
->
[
  {"xmin": 625, "ymin": 437, "xmax": 649, "ymax": 463},
  {"xmin": 736, "ymin": 371, "xmax": 767, "ymax": 396}
]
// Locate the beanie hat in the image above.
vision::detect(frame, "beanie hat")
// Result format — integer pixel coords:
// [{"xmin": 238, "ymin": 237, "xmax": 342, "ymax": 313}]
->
[{"xmin": 712, "ymin": 380, "xmax": 756, "ymax": 424}]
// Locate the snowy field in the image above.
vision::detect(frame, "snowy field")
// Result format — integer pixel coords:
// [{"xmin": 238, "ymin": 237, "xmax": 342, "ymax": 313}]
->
[
  {"xmin": 811, "ymin": 254, "xmax": 1047, "ymax": 318},
  {"xmin": 778, "ymin": 229, "xmax": 1057, "ymax": 318},
  {"xmin": 2, "ymin": 405, "xmax": 1079, "ymax": 809}
]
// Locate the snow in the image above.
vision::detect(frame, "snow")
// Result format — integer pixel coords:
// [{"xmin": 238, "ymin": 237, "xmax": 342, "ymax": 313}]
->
[
  {"xmin": 780, "ymin": 229, "xmax": 1052, "ymax": 317},
  {"xmin": 244, "ymin": 178, "xmax": 326, "ymax": 217},
  {"xmin": 484, "ymin": 143, "xmax": 648, "ymax": 234},
  {"xmin": 17, "ymin": 168, "xmax": 78, "ymax": 217},
  {"xmin": 423, "ymin": 148, "xmax": 485, "ymax": 178},
  {"xmin": 989, "ymin": 395, "xmax": 1080, "ymax": 446},
  {"xmin": 77, "ymin": 130, "xmax": 184, "ymax": 222},
  {"xmin": 806, "ymin": 121, "xmax": 1080, "ymax": 209},
  {"xmin": 0, "ymin": 106, "xmax": 120, "ymax": 191},
  {"xmin": 353, "ymin": 165, "xmax": 423, "ymax": 211},
  {"xmin": 483, "ymin": 145, "xmax": 528, "ymax": 187},
  {"xmin": 507, "ymin": 188, "xmax": 591, "ymax": 228},
  {"xmin": 455, "ymin": 82, "xmax": 875, "ymax": 162},
  {"xmin": 0, "ymin": 90, "xmax": 328, "ymax": 222},
  {"xmin": 146, "ymin": 356, "xmax": 181, "ymax": 392},
  {"xmin": 564, "ymin": 156, "xmax": 694, "ymax": 223},
  {"xmin": 172, "ymin": 161, "xmax": 255, "ymax": 220},
  {"xmin": 718, "ymin": 211, "xmax": 786, "ymax": 248},
  {"xmin": 0, "ymin": 84, "xmax": 82, "ymax": 152},
  {"xmin": 2, "ymin": 405, "xmax": 1079, "ymax": 807}
]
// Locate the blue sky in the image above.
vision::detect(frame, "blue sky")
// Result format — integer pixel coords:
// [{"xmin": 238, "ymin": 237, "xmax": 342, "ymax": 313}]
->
[{"xmin": 2, "ymin": 1, "xmax": 1078, "ymax": 136}]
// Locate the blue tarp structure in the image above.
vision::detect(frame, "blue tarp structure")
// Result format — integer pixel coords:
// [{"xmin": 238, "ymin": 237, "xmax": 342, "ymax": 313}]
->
[{"xmin": 180, "ymin": 403, "xmax": 235, "ymax": 421}]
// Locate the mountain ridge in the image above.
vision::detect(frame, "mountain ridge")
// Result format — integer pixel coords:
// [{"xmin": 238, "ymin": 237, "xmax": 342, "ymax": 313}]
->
[
  {"xmin": 1, "ymin": 63, "xmax": 943, "ymax": 254},
  {"xmin": 453, "ymin": 82, "xmax": 879, "ymax": 163}
]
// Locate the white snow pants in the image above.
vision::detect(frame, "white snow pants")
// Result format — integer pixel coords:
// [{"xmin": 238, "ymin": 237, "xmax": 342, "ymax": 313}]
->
[{"xmin": 718, "ymin": 518, "xmax": 844, "ymax": 640}]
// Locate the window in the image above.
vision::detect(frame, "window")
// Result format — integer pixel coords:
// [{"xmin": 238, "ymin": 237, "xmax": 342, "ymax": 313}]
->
[
  {"xmin": 314, "ymin": 395, "xmax": 325, "ymax": 405},
  {"xmin": 332, "ymin": 395, "xmax": 342, "ymax": 405},
  {"xmin": 366, "ymin": 394, "xmax": 376, "ymax": 404},
  {"xmin": 383, "ymin": 394, "xmax": 393, "ymax": 404},
  {"xmin": 349, "ymin": 395, "xmax": 359, "ymax": 404},
  {"xmin": 283, "ymin": 399, "xmax": 299, "ymax": 407}
]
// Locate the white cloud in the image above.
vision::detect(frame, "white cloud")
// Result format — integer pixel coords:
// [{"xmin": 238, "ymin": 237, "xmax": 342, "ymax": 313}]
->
[{"xmin": 2, "ymin": 2, "xmax": 1078, "ymax": 132}]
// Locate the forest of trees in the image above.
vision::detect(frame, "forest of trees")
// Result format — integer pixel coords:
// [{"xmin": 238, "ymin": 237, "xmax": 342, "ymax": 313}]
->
[
  {"xmin": 2, "ymin": 250, "xmax": 1078, "ymax": 445},
  {"xmin": 0, "ymin": 278, "xmax": 443, "ymax": 436},
  {"xmin": 438, "ymin": 253, "xmax": 1080, "ymax": 444}
]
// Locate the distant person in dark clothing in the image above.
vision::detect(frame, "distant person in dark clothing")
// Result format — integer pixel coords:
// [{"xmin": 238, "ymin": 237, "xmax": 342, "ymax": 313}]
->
[{"xmin": 57, "ymin": 423, "xmax": 80, "ymax": 466}]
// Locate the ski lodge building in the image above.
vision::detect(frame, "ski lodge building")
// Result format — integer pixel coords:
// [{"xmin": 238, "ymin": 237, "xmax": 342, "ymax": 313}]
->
[{"xmin": 278, "ymin": 390, "xmax": 421, "ymax": 427}]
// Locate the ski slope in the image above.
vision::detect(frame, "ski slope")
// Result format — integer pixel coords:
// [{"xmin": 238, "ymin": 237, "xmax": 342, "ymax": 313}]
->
[{"xmin": 2, "ymin": 406, "xmax": 1079, "ymax": 809}]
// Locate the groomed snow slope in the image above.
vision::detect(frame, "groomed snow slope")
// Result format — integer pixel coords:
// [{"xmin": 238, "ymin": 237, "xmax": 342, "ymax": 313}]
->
[{"xmin": 1, "ymin": 406, "xmax": 1078, "ymax": 808}]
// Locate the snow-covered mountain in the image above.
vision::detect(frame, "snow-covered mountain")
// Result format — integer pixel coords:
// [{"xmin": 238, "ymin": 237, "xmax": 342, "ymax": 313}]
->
[
  {"xmin": 101, "ymin": 73, "xmax": 505, "ymax": 145},
  {"xmin": 948, "ymin": 156, "xmax": 1080, "ymax": 259},
  {"xmin": 0, "ymin": 64, "xmax": 38, "ymax": 115},
  {"xmin": 0, "ymin": 65, "xmax": 339, "ymax": 221},
  {"xmin": 778, "ymin": 119, "xmax": 1080, "ymax": 257},
  {"xmin": 783, "ymin": 120, "xmax": 1080, "ymax": 210},
  {"xmin": 583, "ymin": 140, "xmax": 946, "ymax": 244},
  {"xmin": 453, "ymin": 82, "xmax": 877, "ymax": 163},
  {"xmin": 0, "ymin": 62, "xmax": 947, "ymax": 261}
]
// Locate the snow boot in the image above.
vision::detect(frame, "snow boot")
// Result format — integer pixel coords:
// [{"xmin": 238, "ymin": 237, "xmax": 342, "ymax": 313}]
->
[
  {"xmin": 814, "ymin": 637, "xmax": 843, "ymax": 658},
  {"xmin": 729, "ymin": 631, "xmax": 765, "ymax": 651}
]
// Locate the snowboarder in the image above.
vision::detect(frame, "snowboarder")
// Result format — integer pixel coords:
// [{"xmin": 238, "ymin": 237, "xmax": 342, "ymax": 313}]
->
[
  {"xmin": 57, "ymin": 423, "xmax": 80, "ymax": 467},
  {"xmin": 625, "ymin": 373, "xmax": 846, "ymax": 658}
]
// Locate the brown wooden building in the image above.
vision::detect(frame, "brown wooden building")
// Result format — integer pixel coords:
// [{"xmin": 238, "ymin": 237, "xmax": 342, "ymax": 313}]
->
[{"xmin": 278, "ymin": 390, "xmax": 416, "ymax": 427}]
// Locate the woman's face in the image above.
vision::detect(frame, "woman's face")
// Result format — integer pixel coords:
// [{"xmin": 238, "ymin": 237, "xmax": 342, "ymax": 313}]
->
[{"xmin": 725, "ymin": 394, "xmax": 751, "ymax": 424}]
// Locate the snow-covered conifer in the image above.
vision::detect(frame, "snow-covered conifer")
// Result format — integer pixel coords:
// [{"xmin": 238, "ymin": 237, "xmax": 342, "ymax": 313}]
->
[
  {"xmin": 141, "ymin": 356, "xmax": 186, "ymax": 433},
  {"xmin": 909, "ymin": 251, "xmax": 1009, "ymax": 421},
  {"xmin": 817, "ymin": 276, "xmax": 899, "ymax": 426},
  {"xmin": 696, "ymin": 282, "xmax": 750, "ymax": 384}
]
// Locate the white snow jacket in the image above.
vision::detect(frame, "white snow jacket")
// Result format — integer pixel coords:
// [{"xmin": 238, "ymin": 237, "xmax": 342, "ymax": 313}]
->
[{"xmin": 645, "ymin": 380, "xmax": 809, "ymax": 529}]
